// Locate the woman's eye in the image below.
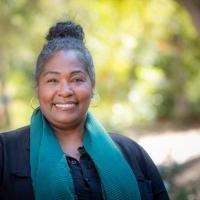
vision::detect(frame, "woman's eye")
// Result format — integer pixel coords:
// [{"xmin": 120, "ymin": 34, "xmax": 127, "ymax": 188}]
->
[
  {"xmin": 72, "ymin": 78, "xmax": 84, "ymax": 83},
  {"xmin": 47, "ymin": 79, "xmax": 58, "ymax": 83}
]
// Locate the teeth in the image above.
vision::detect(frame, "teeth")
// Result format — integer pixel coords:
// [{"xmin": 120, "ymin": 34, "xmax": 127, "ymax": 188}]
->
[{"xmin": 55, "ymin": 103, "xmax": 75, "ymax": 108}]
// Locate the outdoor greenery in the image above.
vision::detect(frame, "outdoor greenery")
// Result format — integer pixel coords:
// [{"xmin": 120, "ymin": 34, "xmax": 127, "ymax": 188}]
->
[
  {"xmin": 1, "ymin": 0, "xmax": 200, "ymax": 130},
  {"xmin": 1, "ymin": 1, "xmax": 200, "ymax": 198}
]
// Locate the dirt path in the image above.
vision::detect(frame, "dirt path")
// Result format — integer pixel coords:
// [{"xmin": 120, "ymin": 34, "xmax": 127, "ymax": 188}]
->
[{"xmin": 128, "ymin": 128, "xmax": 200, "ymax": 165}]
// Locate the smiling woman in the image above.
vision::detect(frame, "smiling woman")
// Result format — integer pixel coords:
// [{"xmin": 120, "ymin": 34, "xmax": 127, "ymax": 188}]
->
[
  {"xmin": 37, "ymin": 50, "xmax": 94, "ymax": 135},
  {"xmin": 0, "ymin": 21, "xmax": 170, "ymax": 200}
]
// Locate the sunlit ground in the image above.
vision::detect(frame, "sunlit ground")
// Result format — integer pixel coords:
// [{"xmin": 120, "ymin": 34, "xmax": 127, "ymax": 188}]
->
[
  {"xmin": 128, "ymin": 129, "xmax": 200, "ymax": 165},
  {"xmin": 128, "ymin": 127, "xmax": 200, "ymax": 198}
]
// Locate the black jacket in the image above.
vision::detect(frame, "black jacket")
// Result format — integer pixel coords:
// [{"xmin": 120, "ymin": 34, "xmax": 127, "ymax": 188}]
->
[{"xmin": 0, "ymin": 126, "xmax": 169, "ymax": 200}]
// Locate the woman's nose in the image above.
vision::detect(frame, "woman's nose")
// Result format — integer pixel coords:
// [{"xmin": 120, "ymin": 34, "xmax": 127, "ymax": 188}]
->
[{"xmin": 58, "ymin": 82, "xmax": 73, "ymax": 97}]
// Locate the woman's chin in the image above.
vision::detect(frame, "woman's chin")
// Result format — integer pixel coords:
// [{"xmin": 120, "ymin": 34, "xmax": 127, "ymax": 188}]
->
[{"xmin": 50, "ymin": 115, "xmax": 84, "ymax": 130}]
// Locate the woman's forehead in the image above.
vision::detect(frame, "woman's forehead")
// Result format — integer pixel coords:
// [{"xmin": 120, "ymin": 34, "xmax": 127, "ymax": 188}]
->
[{"xmin": 42, "ymin": 50, "xmax": 87, "ymax": 73}]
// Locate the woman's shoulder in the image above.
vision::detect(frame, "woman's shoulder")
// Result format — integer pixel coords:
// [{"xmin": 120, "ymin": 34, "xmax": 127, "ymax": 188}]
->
[
  {"xmin": 110, "ymin": 133, "xmax": 137, "ymax": 143},
  {"xmin": 0, "ymin": 126, "xmax": 31, "ymax": 190},
  {"xmin": 110, "ymin": 133, "xmax": 148, "ymax": 173},
  {"xmin": 110, "ymin": 133, "xmax": 170, "ymax": 199},
  {"xmin": 0, "ymin": 126, "xmax": 30, "ymax": 147},
  {"xmin": 0, "ymin": 126, "xmax": 30, "ymax": 165},
  {"xmin": 110, "ymin": 133, "xmax": 154, "ymax": 178},
  {"xmin": 110, "ymin": 133, "xmax": 143, "ymax": 155},
  {"xmin": 0, "ymin": 126, "xmax": 30, "ymax": 136}
]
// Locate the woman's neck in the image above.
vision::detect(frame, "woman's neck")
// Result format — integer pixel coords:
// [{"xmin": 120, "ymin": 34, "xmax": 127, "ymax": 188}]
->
[{"xmin": 52, "ymin": 122, "xmax": 85, "ymax": 160}]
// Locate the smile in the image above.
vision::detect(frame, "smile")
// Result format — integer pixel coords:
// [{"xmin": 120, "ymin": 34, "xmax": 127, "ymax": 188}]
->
[{"xmin": 54, "ymin": 103, "xmax": 77, "ymax": 110}]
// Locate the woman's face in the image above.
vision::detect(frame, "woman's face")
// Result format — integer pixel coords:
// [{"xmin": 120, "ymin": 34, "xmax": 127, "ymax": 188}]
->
[{"xmin": 37, "ymin": 50, "xmax": 94, "ymax": 130}]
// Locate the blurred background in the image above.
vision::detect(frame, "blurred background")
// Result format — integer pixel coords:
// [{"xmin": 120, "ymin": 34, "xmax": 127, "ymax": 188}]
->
[{"xmin": 0, "ymin": 0, "xmax": 200, "ymax": 199}]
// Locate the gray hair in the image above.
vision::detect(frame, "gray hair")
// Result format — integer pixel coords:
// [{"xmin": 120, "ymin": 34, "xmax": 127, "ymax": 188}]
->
[{"xmin": 35, "ymin": 21, "xmax": 95, "ymax": 84}]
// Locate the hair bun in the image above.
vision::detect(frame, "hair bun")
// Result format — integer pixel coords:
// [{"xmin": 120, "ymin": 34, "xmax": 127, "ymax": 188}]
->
[{"xmin": 46, "ymin": 21, "xmax": 84, "ymax": 41}]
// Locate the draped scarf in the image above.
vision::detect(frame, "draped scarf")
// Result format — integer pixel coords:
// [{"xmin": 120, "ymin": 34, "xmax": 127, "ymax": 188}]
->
[{"xmin": 30, "ymin": 108, "xmax": 141, "ymax": 200}]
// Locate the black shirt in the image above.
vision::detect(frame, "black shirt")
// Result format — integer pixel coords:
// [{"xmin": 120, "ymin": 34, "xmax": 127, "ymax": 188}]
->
[{"xmin": 66, "ymin": 147, "xmax": 103, "ymax": 200}]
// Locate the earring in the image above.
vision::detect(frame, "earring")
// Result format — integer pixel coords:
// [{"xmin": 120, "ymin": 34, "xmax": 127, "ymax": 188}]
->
[
  {"xmin": 90, "ymin": 91, "xmax": 100, "ymax": 107},
  {"xmin": 30, "ymin": 96, "xmax": 39, "ymax": 110}
]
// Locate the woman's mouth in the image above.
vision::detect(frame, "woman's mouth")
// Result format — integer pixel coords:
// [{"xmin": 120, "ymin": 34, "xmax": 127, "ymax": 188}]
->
[{"xmin": 54, "ymin": 102, "xmax": 78, "ymax": 110}]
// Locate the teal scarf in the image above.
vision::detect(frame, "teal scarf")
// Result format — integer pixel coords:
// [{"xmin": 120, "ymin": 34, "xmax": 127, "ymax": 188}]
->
[{"xmin": 30, "ymin": 108, "xmax": 141, "ymax": 200}]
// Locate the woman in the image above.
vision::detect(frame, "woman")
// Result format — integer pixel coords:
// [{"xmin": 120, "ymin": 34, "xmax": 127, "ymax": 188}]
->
[{"xmin": 0, "ymin": 21, "xmax": 170, "ymax": 200}]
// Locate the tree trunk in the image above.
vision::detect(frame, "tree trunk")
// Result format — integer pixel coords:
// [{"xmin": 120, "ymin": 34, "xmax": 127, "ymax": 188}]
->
[{"xmin": 175, "ymin": 0, "xmax": 200, "ymax": 37}]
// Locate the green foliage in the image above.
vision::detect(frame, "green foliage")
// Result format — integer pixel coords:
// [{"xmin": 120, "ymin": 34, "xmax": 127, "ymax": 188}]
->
[{"xmin": 0, "ymin": 0, "xmax": 200, "ymax": 131}]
